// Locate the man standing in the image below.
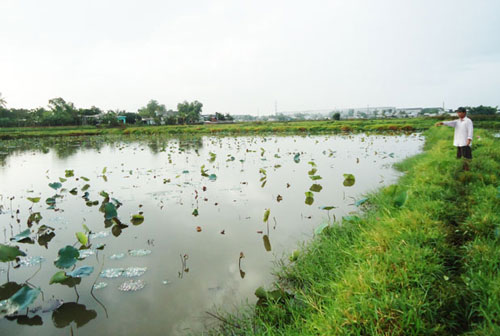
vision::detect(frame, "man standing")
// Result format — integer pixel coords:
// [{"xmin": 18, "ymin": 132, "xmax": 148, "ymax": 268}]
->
[{"xmin": 436, "ymin": 107, "xmax": 473, "ymax": 169}]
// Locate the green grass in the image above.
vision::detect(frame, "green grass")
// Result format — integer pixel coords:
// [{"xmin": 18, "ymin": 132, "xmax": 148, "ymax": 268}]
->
[
  {"xmin": 0, "ymin": 118, "xmax": 444, "ymax": 139},
  {"xmin": 203, "ymin": 127, "xmax": 500, "ymax": 335}
]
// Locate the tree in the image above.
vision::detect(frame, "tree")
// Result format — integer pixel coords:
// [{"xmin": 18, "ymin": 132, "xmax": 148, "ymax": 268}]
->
[
  {"xmin": 177, "ymin": 100, "xmax": 203, "ymax": 124},
  {"xmin": 47, "ymin": 97, "xmax": 79, "ymax": 125},
  {"xmin": 215, "ymin": 112, "xmax": 226, "ymax": 121},
  {"xmin": 119, "ymin": 112, "xmax": 141, "ymax": 124},
  {"xmin": 138, "ymin": 100, "xmax": 166, "ymax": 124},
  {"xmin": 0, "ymin": 92, "xmax": 6, "ymax": 108},
  {"xmin": 332, "ymin": 112, "xmax": 341, "ymax": 120},
  {"xmin": 467, "ymin": 105, "xmax": 497, "ymax": 115}
]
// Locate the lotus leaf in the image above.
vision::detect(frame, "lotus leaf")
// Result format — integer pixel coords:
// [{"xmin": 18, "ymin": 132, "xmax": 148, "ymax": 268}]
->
[
  {"xmin": 104, "ymin": 202, "xmax": 117, "ymax": 220},
  {"xmin": 343, "ymin": 174, "xmax": 355, "ymax": 186},
  {"xmin": 67, "ymin": 266, "xmax": 94, "ymax": 278},
  {"xmin": 76, "ymin": 232, "xmax": 88, "ymax": 246},
  {"xmin": 49, "ymin": 182, "xmax": 62, "ymax": 190},
  {"xmin": 54, "ymin": 245, "xmax": 79, "ymax": 269},
  {"xmin": 27, "ymin": 197, "xmax": 40, "ymax": 203},
  {"xmin": 131, "ymin": 214, "xmax": 144, "ymax": 225},
  {"xmin": 11, "ymin": 229, "xmax": 32, "ymax": 243},
  {"xmin": 49, "ymin": 271, "xmax": 69, "ymax": 284},
  {"xmin": 0, "ymin": 244, "xmax": 26, "ymax": 262}
]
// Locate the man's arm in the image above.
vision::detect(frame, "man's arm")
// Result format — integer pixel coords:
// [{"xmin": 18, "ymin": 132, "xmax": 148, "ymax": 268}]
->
[
  {"xmin": 467, "ymin": 120, "xmax": 473, "ymax": 146},
  {"xmin": 435, "ymin": 120, "xmax": 457, "ymax": 127}
]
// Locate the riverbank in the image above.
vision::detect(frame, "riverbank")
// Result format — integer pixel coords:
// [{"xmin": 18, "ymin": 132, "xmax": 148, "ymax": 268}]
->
[
  {"xmin": 1, "ymin": 118, "xmax": 499, "ymax": 140},
  {"xmin": 205, "ymin": 127, "xmax": 500, "ymax": 335}
]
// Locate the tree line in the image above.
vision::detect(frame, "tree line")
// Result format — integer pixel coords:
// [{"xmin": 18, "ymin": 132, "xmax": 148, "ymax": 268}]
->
[{"xmin": 0, "ymin": 93, "xmax": 233, "ymax": 127}]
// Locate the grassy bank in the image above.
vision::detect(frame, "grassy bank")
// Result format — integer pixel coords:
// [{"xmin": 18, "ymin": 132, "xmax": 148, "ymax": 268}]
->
[
  {"xmin": 0, "ymin": 118, "xmax": 451, "ymax": 139},
  {"xmin": 205, "ymin": 127, "xmax": 500, "ymax": 335}
]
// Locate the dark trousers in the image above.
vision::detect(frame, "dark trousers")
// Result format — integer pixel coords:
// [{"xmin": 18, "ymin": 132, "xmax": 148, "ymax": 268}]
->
[{"xmin": 457, "ymin": 146, "xmax": 472, "ymax": 159}]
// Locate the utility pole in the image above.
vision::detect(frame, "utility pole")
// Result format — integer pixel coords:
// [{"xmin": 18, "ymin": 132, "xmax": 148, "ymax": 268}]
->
[{"xmin": 275, "ymin": 101, "xmax": 278, "ymax": 115}]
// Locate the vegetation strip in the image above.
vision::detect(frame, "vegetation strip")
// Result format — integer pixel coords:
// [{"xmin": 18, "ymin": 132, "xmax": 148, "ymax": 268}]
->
[{"xmin": 206, "ymin": 127, "xmax": 500, "ymax": 335}]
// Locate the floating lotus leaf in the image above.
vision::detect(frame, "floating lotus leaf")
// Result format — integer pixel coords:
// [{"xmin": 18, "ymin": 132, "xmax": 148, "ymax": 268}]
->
[
  {"xmin": 263, "ymin": 235, "xmax": 272, "ymax": 252},
  {"xmin": 45, "ymin": 197, "xmax": 56, "ymax": 205},
  {"xmin": 65, "ymin": 170, "xmax": 74, "ymax": 177},
  {"xmin": 11, "ymin": 229, "xmax": 31, "ymax": 242},
  {"xmin": 0, "ymin": 244, "xmax": 26, "ymax": 262},
  {"xmin": 81, "ymin": 184, "xmax": 90, "ymax": 191},
  {"xmin": 131, "ymin": 214, "xmax": 144, "ymax": 225},
  {"xmin": 309, "ymin": 184, "xmax": 323, "ymax": 192},
  {"xmin": 293, "ymin": 153, "xmax": 300, "ymax": 163},
  {"xmin": 59, "ymin": 177, "xmax": 67, "ymax": 183},
  {"xmin": 319, "ymin": 206, "xmax": 336, "ymax": 211},
  {"xmin": 343, "ymin": 174, "xmax": 355, "ymax": 187},
  {"xmin": 69, "ymin": 188, "xmax": 78, "ymax": 195},
  {"xmin": 75, "ymin": 232, "xmax": 88, "ymax": 246},
  {"xmin": 48, "ymin": 182, "xmax": 62, "ymax": 190},
  {"xmin": 27, "ymin": 212, "xmax": 42, "ymax": 227},
  {"xmin": 27, "ymin": 197, "xmax": 40, "ymax": 203},
  {"xmin": 67, "ymin": 266, "xmax": 94, "ymax": 278},
  {"xmin": 54, "ymin": 246, "xmax": 79, "ymax": 269},
  {"xmin": 104, "ymin": 203, "xmax": 117, "ymax": 220},
  {"xmin": 49, "ymin": 271, "xmax": 69, "ymax": 284},
  {"xmin": 208, "ymin": 174, "xmax": 217, "ymax": 181},
  {"xmin": 263, "ymin": 209, "xmax": 270, "ymax": 222},
  {"xmin": 305, "ymin": 197, "xmax": 314, "ymax": 206},
  {"xmin": 81, "ymin": 176, "xmax": 89, "ymax": 181},
  {"xmin": 310, "ymin": 175, "xmax": 322, "ymax": 181}
]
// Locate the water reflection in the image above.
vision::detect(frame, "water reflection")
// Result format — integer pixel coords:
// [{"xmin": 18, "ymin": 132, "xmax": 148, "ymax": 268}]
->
[{"xmin": 0, "ymin": 133, "xmax": 423, "ymax": 335}]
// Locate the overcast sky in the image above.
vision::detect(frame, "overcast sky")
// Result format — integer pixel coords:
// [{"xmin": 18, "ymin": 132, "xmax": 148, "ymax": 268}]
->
[{"xmin": 1, "ymin": 0, "xmax": 499, "ymax": 115}]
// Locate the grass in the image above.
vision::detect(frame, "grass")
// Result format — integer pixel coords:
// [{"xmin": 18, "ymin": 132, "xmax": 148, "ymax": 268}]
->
[
  {"xmin": 203, "ymin": 127, "xmax": 500, "ymax": 335},
  {"xmin": 0, "ymin": 118, "xmax": 457, "ymax": 139}
]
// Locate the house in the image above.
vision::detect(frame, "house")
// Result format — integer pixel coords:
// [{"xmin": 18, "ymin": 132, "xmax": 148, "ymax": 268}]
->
[
  {"xmin": 141, "ymin": 118, "xmax": 156, "ymax": 125},
  {"xmin": 117, "ymin": 116, "xmax": 127, "ymax": 124}
]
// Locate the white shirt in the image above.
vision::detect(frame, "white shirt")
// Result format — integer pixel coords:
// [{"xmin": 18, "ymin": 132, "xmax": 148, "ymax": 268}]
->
[{"xmin": 443, "ymin": 116, "xmax": 473, "ymax": 147}]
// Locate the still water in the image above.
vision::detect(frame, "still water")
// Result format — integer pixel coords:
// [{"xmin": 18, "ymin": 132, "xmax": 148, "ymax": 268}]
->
[{"xmin": 0, "ymin": 133, "xmax": 423, "ymax": 335}]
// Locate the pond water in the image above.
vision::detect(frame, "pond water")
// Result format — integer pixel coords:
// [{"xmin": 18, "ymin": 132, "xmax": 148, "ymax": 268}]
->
[{"xmin": 0, "ymin": 133, "xmax": 423, "ymax": 335}]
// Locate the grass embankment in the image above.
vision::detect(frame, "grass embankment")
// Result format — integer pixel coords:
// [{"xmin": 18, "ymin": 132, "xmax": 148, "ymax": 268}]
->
[
  {"xmin": 0, "ymin": 119, "xmax": 438, "ymax": 139},
  {"xmin": 1, "ymin": 118, "xmax": 498, "ymax": 140},
  {"xmin": 207, "ymin": 127, "xmax": 500, "ymax": 335}
]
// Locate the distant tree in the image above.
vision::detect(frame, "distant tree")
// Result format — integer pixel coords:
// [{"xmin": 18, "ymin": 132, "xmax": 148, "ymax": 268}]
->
[
  {"xmin": 332, "ymin": 112, "xmax": 341, "ymax": 120},
  {"xmin": 79, "ymin": 106, "xmax": 103, "ymax": 116},
  {"xmin": 138, "ymin": 100, "xmax": 166, "ymax": 124},
  {"xmin": 225, "ymin": 113, "xmax": 234, "ymax": 121},
  {"xmin": 47, "ymin": 97, "xmax": 79, "ymax": 125},
  {"xmin": 101, "ymin": 111, "xmax": 119, "ymax": 127},
  {"xmin": 215, "ymin": 112, "xmax": 226, "ymax": 121},
  {"xmin": 177, "ymin": 100, "xmax": 203, "ymax": 124},
  {"xmin": 467, "ymin": 105, "xmax": 497, "ymax": 115},
  {"xmin": 0, "ymin": 92, "xmax": 6, "ymax": 108},
  {"xmin": 119, "ymin": 112, "xmax": 141, "ymax": 124}
]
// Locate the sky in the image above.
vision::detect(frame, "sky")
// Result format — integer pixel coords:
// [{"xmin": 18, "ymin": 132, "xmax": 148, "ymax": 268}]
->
[{"xmin": 1, "ymin": 0, "xmax": 499, "ymax": 115}]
